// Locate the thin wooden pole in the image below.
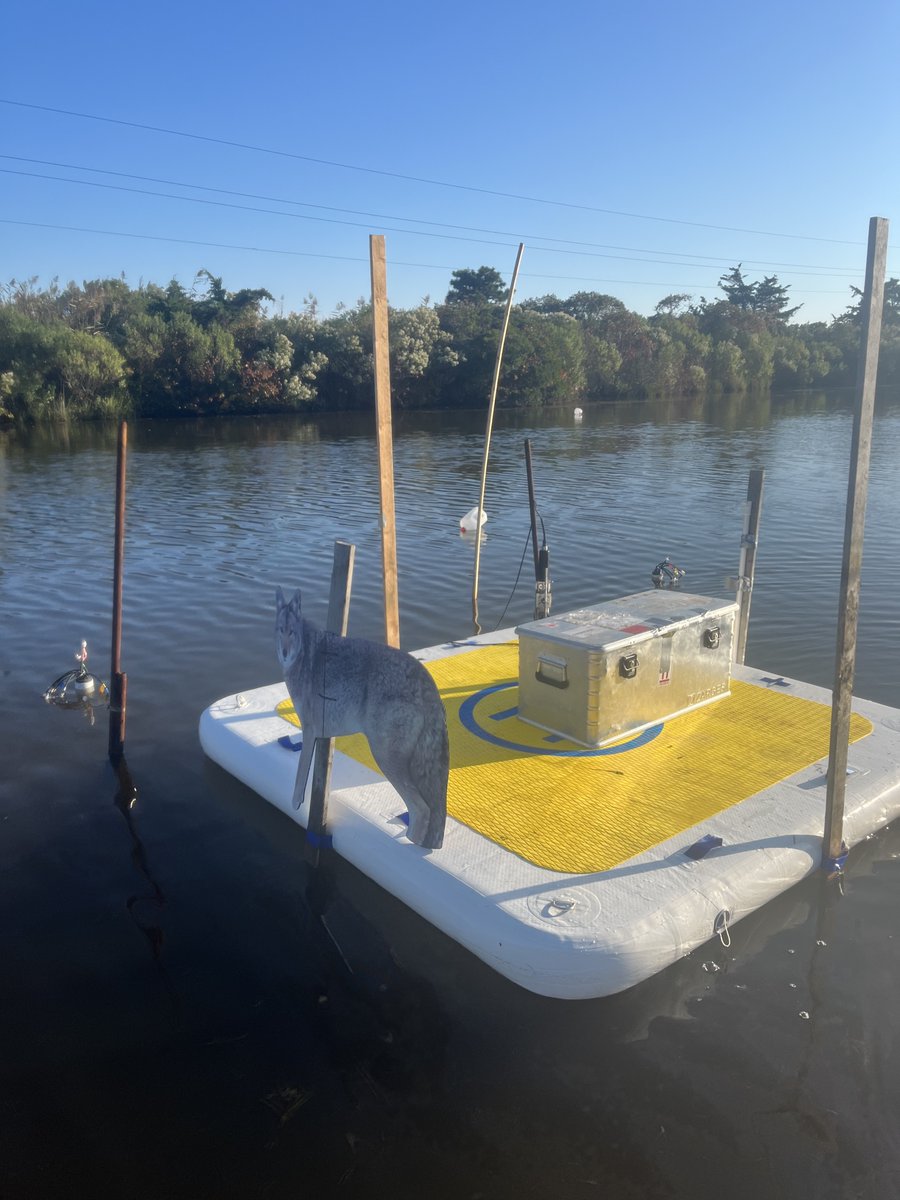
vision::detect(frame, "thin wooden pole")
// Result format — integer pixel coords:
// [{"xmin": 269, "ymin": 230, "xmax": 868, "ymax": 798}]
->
[
  {"xmin": 733, "ymin": 467, "xmax": 765, "ymax": 665},
  {"xmin": 472, "ymin": 243, "xmax": 525, "ymax": 630},
  {"xmin": 304, "ymin": 539, "xmax": 356, "ymax": 866},
  {"xmin": 823, "ymin": 216, "xmax": 889, "ymax": 865},
  {"xmin": 370, "ymin": 235, "xmax": 400, "ymax": 648},
  {"xmin": 108, "ymin": 420, "xmax": 127, "ymax": 760}
]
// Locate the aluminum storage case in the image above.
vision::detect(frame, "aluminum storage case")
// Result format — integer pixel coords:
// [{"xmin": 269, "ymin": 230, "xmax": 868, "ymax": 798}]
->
[{"xmin": 516, "ymin": 590, "xmax": 738, "ymax": 748}]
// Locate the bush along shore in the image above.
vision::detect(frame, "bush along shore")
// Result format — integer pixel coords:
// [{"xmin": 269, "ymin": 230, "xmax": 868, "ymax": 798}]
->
[{"xmin": 2, "ymin": 266, "xmax": 898, "ymax": 422}]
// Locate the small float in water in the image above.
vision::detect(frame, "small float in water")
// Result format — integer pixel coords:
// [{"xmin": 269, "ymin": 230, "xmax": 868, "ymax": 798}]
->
[
  {"xmin": 200, "ymin": 590, "xmax": 900, "ymax": 999},
  {"xmin": 651, "ymin": 556, "xmax": 686, "ymax": 588},
  {"xmin": 459, "ymin": 506, "xmax": 488, "ymax": 534},
  {"xmin": 43, "ymin": 641, "xmax": 109, "ymax": 723}
]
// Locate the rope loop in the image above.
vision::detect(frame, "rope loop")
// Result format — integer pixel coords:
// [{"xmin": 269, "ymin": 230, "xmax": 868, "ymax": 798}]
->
[{"xmin": 714, "ymin": 909, "xmax": 732, "ymax": 949}]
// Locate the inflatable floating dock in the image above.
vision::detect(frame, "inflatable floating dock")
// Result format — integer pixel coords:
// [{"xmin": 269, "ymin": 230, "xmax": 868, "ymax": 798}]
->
[{"xmin": 200, "ymin": 624, "xmax": 900, "ymax": 1000}]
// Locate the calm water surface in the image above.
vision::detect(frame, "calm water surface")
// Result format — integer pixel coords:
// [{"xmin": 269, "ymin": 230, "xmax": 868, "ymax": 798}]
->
[{"xmin": 2, "ymin": 391, "xmax": 900, "ymax": 1199}]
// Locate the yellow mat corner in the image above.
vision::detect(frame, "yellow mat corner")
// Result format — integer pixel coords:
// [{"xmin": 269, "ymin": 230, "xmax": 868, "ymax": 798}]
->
[{"xmin": 277, "ymin": 642, "xmax": 872, "ymax": 875}]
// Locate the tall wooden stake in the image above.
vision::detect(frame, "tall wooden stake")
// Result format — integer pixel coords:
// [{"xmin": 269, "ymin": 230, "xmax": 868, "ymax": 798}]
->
[
  {"xmin": 823, "ymin": 216, "xmax": 889, "ymax": 865},
  {"xmin": 733, "ymin": 467, "xmax": 765, "ymax": 666},
  {"xmin": 370, "ymin": 235, "xmax": 400, "ymax": 648},
  {"xmin": 108, "ymin": 420, "xmax": 128, "ymax": 760},
  {"xmin": 304, "ymin": 539, "xmax": 356, "ymax": 866},
  {"xmin": 472, "ymin": 243, "xmax": 525, "ymax": 631}
]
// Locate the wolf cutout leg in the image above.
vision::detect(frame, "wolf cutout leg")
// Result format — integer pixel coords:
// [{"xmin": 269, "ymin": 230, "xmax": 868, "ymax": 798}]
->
[
  {"xmin": 291, "ymin": 734, "xmax": 316, "ymax": 810},
  {"xmin": 369, "ymin": 738, "xmax": 446, "ymax": 850}
]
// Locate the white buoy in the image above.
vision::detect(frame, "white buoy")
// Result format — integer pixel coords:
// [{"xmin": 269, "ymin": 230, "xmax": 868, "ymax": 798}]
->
[
  {"xmin": 459, "ymin": 506, "xmax": 488, "ymax": 533},
  {"xmin": 574, "ymin": 407, "xmax": 583, "ymax": 419}
]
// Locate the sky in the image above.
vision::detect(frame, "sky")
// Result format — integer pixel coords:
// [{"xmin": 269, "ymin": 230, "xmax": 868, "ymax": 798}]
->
[{"xmin": 3, "ymin": 0, "xmax": 898, "ymax": 324}]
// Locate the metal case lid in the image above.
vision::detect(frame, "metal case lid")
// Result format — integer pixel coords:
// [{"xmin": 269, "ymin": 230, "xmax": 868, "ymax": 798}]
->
[{"xmin": 515, "ymin": 590, "xmax": 738, "ymax": 653}]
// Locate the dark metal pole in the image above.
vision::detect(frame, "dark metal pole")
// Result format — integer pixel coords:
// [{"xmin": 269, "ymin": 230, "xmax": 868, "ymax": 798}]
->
[
  {"xmin": 108, "ymin": 420, "xmax": 128, "ymax": 760},
  {"xmin": 524, "ymin": 439, "xmax": 551, "ymax": 619},
  {"xmin": 823, "ymin": 216, "xmax": 889, "ymax": 865},
  {"xmin": 525, "ymin": 439, "xmax": 541, "ymax": 575}
]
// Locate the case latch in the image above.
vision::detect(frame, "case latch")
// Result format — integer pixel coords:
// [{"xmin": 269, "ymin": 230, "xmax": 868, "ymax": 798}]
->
[
  {"xmin": 703, "ymin": 626, "xmax": 720, "ymax": 649},
  {"xmin": 618, "ymin": 652, "xmax": 639, "ymax": 679}
]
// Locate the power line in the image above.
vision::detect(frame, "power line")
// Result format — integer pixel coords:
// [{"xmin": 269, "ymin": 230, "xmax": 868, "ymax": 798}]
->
[
  {"xmin": 522, "ymin": 270, "xmax": 850, "ymax": 295},
  {"xmin": 1, "ymin": 167, "xmax": 867, "ymax": 283},
  {"xmin": 0, "ymin": 218, "xmax": 855, "ymax": 295},
  {"xmin": 0, "ymin": 217, "xmax": 373, "ymax": 266},
  {"xmin": 0, "ymin": 97, "xmax": 868, "ymax": 247},
  {"xmin": 0, "ymin": 154, "xmax": 862, "ymax": 276}
]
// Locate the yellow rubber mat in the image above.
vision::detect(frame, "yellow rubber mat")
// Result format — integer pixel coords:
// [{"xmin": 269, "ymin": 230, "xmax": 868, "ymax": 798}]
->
[{"xmin": 276, "ymin": 642, "xmax": 873, "ymax": 874}]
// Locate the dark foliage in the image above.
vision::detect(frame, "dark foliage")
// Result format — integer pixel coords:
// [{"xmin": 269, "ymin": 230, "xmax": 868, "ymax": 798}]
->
[{"xmin": 1, "ymin": 266, "xmax": 895, "ymax": 423}]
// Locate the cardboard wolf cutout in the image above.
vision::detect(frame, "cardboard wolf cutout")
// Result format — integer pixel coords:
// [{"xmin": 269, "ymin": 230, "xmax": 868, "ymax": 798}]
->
[{"xmin": 275, "ymin": 587, "xmax": 449, "ymax": 849}]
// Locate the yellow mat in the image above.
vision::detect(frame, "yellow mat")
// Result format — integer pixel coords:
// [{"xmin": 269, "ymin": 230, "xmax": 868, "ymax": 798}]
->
[{"xmin": 276, "ymin": 643, "xmax": 872, "ymax": 874}]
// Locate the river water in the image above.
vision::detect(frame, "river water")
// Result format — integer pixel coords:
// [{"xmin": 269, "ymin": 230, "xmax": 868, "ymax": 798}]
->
[{"xmin": 2, "ymin": 391, "xmax": 899, "ymax": 1199}]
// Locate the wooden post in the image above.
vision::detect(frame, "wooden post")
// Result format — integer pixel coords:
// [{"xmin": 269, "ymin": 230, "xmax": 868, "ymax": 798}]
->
[
  {"xmin": 304, "ymin": 539, "xmax": 356, "ymax": 866},
  {"xmin": 733, "ymin": 467, "xmax": 765, "ymax": 665},
  {"xmin": 370, "ymin": 235, "xmax": 400, "ymax": 648},
  {"xmin": 472, "ymin": 243, "xmax": 525, "ymax": 631},
  {"xmin": 823, "ymin": 216, "xmax": 889, "ymax": 865},
  {"xmin": 108, "ymin": 420, "xmax": 128, "ymax": 760}
]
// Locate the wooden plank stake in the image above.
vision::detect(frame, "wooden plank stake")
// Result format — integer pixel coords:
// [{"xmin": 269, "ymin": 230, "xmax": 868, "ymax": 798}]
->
[
  {"xmin": 108, "ymin": 419, "xmax": 128, "ymax": 760},
  {"xmin": 304, "ymin": 539, "xmax": 356, "ymax": 866},
  {"xmin": 823, "ymin": 216, "xmax": 889, "ymax": 866},
  {"xmin": 472, "ymin": 243, "xmax": 525, "ymax": 631},
  {"xmin": 733, "ymin": 467, "xmax": 765, "ymax": 666},
  {"xmin": 370, "ymin": 235, "xmax": 400, "ymax": 648}
]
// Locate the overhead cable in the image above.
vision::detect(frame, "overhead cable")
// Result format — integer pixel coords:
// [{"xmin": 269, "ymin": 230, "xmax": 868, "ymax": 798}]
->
[
  {"xmin": 0, "ymin": 218, "xmax": 855, "ymax": 295},
  {"xmin": 0, "ymin": 154, "xmax": 861, "ymax": 276},
  {"xmin": 0, "ymin": 97, "xmax": 867, "ymax": 247},
  {"xmin": 0, "ymin": 167, "xmax": 867, "ymax": 281}
]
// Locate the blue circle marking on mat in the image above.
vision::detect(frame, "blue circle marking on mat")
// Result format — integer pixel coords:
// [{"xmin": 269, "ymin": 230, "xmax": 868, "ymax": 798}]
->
[{"xmin": 457, "ymin": 681, "xmax": 663, "ymax": 757}]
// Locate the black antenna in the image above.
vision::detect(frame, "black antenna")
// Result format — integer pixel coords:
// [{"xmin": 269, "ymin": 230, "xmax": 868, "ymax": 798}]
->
[{"xmin": 524, "ymin": 439, "xmax": 551, "ymax": 619}]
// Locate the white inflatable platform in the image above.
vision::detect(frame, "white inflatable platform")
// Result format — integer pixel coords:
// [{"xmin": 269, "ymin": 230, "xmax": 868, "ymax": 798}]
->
[{"xmin": 200, "ymin": 630, "xmax": 900, "ymax": 999}]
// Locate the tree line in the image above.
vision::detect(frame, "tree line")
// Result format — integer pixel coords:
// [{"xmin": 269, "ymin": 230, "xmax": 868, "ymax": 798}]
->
[{"xmin": 1, "ymin": 264, "xmax": 898, "ymax": 422}]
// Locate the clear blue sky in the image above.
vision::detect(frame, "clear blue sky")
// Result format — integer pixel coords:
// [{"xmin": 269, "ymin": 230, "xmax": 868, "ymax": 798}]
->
[{"xmin": 3, "ymin": 0, "xmax": 898, "ymax": 323}]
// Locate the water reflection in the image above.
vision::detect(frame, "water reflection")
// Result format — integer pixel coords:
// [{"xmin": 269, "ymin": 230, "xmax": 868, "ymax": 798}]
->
[
  {"xmin": 245, "ymin": 850, "xmax": 458, "ymax": 1178},
  {"xmin": 111, "ymin": 754, "xmax": 182, "ymax": 1024},
  {"xmin": 302, "ymin": 855, "xmax": 450, "ymax": 1094},
  {"xmin": 113, "ymin": 756, "xmax": 165, "ymax": 946},
  {"xmin": 0, "ymin": 388, "xmax": 891, "ymax": 464}
]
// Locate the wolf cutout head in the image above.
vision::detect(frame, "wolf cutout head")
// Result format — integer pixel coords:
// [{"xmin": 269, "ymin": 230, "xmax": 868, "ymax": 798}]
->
[{"xmin": 275, "ymin": 587, "xmax": 303, "ymax": 671}]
